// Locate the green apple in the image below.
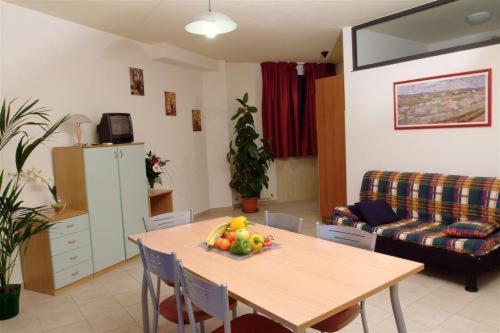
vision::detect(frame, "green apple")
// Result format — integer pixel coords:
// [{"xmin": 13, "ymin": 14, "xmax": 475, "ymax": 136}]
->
[{"xmin": 235, "ymin": 228, "xmax": 250, "ymax": 241}]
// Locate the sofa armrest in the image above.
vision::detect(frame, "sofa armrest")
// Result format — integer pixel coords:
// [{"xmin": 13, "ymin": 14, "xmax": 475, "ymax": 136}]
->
[{"xmin": 327, "ymin": 206, "xmax": 360, "ymax": 225}]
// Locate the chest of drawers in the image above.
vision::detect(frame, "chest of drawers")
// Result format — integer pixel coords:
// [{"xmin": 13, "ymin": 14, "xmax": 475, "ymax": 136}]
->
[{"xmin": 21, "ymin": 209, "xmax": 94, "ymax": 294}]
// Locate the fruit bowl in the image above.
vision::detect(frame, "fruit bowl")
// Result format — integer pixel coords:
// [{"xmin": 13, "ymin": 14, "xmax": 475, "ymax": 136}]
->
[{"xmin": 205, "ymin": 216, "xmax": 278, "ymax": 260}]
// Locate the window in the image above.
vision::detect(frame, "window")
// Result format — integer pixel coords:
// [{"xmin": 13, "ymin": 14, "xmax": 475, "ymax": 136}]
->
[{"xmin": 352, "ymin": 0, "xmax": 500, "ymax": 70}]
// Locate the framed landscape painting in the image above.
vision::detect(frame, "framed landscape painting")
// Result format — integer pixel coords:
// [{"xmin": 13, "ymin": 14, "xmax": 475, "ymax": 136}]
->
[{"xmin": 394, "ymin": 69, "xmax": 491, "ymax": 130}]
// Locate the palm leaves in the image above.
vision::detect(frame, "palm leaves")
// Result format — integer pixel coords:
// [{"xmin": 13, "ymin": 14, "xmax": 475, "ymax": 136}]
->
[{"xmin": 0, "ymin": 98, "xmax": 68, "ymax": 293}]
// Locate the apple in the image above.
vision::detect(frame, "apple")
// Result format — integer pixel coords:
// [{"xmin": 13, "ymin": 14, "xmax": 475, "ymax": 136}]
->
[{"xmin": 235, "ymin": 228, "xmax": 250, "ymax": 241}]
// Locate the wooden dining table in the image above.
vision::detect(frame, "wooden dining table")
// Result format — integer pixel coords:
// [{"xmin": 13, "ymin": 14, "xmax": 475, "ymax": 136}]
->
[{"xmin": 128, "ymin": 217, "xmax": 424, "ymax": 333}]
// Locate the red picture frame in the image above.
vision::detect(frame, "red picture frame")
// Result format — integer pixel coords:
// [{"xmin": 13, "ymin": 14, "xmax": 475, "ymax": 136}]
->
[{"xmin": 394, "ymin": 69, "xmax": 492, "ymax": 130}]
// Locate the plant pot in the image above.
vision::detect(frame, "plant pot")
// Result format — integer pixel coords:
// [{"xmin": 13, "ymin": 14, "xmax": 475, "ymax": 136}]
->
[
  {"xmin": 241, "ymin": 197, "xmax": 259, "ymax": 213},
  {"xmin": 51, "ymin": 199, "xmax": 66, "ymax": 214},
  {"xmin": 0, "ymin": 284, "xmax": 21, "ymax": 320}
]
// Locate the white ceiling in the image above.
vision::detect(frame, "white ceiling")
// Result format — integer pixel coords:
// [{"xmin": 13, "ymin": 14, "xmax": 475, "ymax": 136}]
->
[{"xmin": 7, "ymin": 0, "xmax": 429, "ymax": 62}]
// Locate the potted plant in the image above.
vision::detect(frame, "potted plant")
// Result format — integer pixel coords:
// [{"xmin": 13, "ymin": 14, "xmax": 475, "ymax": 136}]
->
[
  {"xmin": 145, "ymin": 151, "xmax": 170, "ymax": 190},
  {"xmin": 227, "ymin": 93, "xmax": 273, "ymax": 213},
  {"xmin": 17, "ymin": 168, "xmax": 65, "ymax": 213},
  {"xmin": 0, "ymin": 99, "xmax": 67, "ymax": 320}
]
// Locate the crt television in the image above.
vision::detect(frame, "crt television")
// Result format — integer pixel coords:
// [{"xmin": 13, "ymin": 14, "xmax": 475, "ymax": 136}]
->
[{"xmin": 97, "ymin": 113, "xmax": 134, "ymax": 144}]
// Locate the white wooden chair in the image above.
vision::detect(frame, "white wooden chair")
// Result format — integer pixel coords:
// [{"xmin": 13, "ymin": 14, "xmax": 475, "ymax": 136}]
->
[
  {"xmin": 143, "ymin": 209, "xmax": 194, "ymax": 232},
  {"xmin": 265, "ymin": 211, "xmax": 303, "ymax": 233},
  {"xmin": 315, "ymin": 223, "xmax": 376, "ymax": 333}
]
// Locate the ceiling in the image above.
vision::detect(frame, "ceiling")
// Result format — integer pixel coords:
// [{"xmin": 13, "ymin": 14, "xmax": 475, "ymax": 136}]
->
[
  {"xmin": 7, "ymin": 0, "xmax": 429, "ymax": 62},
  {"xmin": 367, "ymin": 0, "xmax": 500, "ymax": 44}
]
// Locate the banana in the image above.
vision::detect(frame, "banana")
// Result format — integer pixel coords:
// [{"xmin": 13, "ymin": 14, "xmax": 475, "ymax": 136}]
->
[{"xmin": 205, "ymin": 222, "xmax": 230, "ymax": 247}]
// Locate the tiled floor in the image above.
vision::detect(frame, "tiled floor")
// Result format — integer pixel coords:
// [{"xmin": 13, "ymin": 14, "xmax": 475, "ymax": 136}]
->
[{"xmin": 2, "ymin": 200, "xmax": 499, "ymax": 333}]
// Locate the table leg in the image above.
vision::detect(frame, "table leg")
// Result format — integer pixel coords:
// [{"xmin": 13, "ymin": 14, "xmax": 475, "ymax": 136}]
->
[
  {"xmin": 293, "ymin": 328, "xmax": 306, "ymax": 333},
  {"xmin": 390, "ymin": 284, "xmax": 407, "ymax": 333},
  {"xmin": 142, "ymin": 270, "xmax": 150, "ymax": 333}
]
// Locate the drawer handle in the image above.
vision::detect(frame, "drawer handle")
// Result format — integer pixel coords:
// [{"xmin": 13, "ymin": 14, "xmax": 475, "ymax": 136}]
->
[
  {"xmin": 69, "ymin": 255, "xmax": 78, "ymax": 260},
  {"xmin": 66, "ymin": 224, "xmax": 75, "ymax": 228},
  {"xmin": 71, "ymin": 271, "xmax": 80, "ymax": 276},
  {"xmin": 67, "ymin": 240, "xmax": 76, "ymax": 245}
]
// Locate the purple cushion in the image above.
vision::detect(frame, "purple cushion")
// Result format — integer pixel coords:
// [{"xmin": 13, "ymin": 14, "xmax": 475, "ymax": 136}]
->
[{"xmin": 355, "ymin": 200, "xmax": 400, "ymax": 226}]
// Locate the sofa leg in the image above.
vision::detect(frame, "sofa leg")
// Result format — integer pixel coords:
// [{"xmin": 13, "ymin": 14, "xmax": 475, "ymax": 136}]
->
[{"xmin": 465, "ymin": 272, "xmax": 478, "ymax": 292}]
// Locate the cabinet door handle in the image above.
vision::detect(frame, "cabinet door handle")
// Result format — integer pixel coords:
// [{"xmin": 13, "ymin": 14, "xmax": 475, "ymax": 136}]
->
[
  {"xmin": 114, "ymin": 151, "xmax": 118, "ymax": 159},
  {"xmin": 71, "ymin": 271, "xmax": 80, "ymax": 276},
  {"xmin": 69, "ymin": 255, "xmax": 78, "ymax": 260},
  {"xmin": 66, "ymin": 224, "xmax": 75, "ymax": 228},
  {"xmin": 119, "ymin": 150, "xmax": 123, "ymax": 158},
  {"xmin": 67, "ymin": 240, "xmax": 76, "ymax": 245}
]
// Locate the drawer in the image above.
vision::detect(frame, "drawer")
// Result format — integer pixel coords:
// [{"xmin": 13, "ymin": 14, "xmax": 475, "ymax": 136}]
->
[
  {"xmin": 49, "ymin": 214, "xmax": 89, "ymax": 240},
  {"xmin": 54, "ymin": 260, "xmax": 93, "ymax": 289},
  {"xmin": 50, "ymin": 229, "xmax": 91, "ymax": 256},
  {"xmin": 52, "ymin": 245, "xmax": 92, "ymax": 273}
]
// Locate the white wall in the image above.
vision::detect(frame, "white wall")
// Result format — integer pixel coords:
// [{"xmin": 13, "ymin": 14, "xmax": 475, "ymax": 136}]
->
[
  {"xmin": 356, "ymin": 29, "xmax": 428, "ymax": 67},
  {"xmin": 343, "ymin": 27, "xmax": 500, "ymax": 204},
  {"xmin": 202, "ymin": 61, "xmax": 233, "ymax": 208},
  {"xmin": 225, "ymin": 63, "xmax": 278, "ymax": 201}
]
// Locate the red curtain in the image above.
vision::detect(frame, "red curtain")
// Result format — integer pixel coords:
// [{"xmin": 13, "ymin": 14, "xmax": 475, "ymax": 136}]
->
[
  {"xmin": 301, "ymin": 63, "xmax": 336, "ymax": 156},
  {"xmin": 261, "ymin": 62, "xmax": 299, "ymax": 158}
]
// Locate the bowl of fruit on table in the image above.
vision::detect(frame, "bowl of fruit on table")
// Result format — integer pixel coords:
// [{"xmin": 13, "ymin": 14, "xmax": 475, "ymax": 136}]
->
[{"xmin": 205, "ymin": 216, "xmax": 275, "ymax": 259}]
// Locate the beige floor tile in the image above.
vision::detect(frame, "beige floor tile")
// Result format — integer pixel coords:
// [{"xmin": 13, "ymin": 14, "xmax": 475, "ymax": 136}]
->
[
  {"xmin": 433, "ymin": 314, "xmax": 499, "ymax": 333},
  {"xmin": 79, "ymin": 296, "xmax": 123, "ymax": 317},
  {"xmin": 42, "ymin": 320, "xmax": 92, "ymax": 333},
  {"xmin": 99, "ymin": 274, "xmax": 142, "ymax": 296},
  {"xmin": 0, "ymin": 311, "xmax": 41, "ymax": 333},
  {"xmin": 104, "ymin": 321, "xmax": 143, "ymax": 333},
  {"xmin": 36, "ymin": 296, "xmax": 84, "ymax": 331},
  {"xmin": 375, "ymin": 315, "xmax": 434, "ymax": 333},
  {"xmin": 70, "ymin": 280, "xmax": 111, "ymax": 305},
  {"xmin": 85, "ymin": 308, "xmax": 135, "ymax": 332},
  {"xmin": 458, "ymin": 296, "xmax": 500, "ymax": 329},
  {"xmin": 403, "ymin": 301, "xmax": 454, "ymax": 329}
]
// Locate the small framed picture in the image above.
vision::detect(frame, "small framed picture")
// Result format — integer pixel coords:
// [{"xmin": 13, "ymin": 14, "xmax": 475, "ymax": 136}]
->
[
  {"xmin": 129, "ymin": 67, "xmax": 144, "ymax": 96},
  {"xmin": 192, "ymin": 109, "xmax": 202, "ymax": 131},
  {"xmin": 394, "ymin": 69, "xmax": 491, "ymax": 130},
  {"xmin": 165, "ymin": 91, "xmax": 176, "ymax": 116}
]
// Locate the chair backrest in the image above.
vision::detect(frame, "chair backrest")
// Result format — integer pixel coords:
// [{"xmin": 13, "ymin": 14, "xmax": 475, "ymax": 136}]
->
[
  {"xmin": 316, "ymin": 223, "xmax": 377, "ymax": 251},
  {"xmin": 138, "ymin": 239, "xmax": 179, "ymax": 310},
  {"xmin": 265, "ymin": 211, "xmax": 303, "ymax": 233},
  {"xmin": 143, "ymin": 209, "xmax": 194, "ymax": 232},
  {"xmin": 177, "ymin": 260, "xmax": 231, "ymax": 333}
]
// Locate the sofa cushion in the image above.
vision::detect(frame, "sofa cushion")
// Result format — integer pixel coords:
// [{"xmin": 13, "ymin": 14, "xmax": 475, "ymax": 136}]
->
[
  {"xmin": 444, "ymin": 221, "xmax": 498, "ymax": 239},
  {"xmin": 355, "ymin": 200, "xmax": 400, "ymax": 226},
  {"xmin": 374, "ymin": 219, "xmax": 500, "ymax": 256}
]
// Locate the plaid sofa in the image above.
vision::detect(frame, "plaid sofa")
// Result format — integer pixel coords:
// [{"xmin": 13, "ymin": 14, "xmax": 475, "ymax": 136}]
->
[{"xmin": 328, "ymin": 171, "xmax": 500, "ymax": 257}]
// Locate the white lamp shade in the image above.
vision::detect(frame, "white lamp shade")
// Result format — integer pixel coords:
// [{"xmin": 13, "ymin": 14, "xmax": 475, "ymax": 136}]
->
[
  {"xmin": 68, "ymin": 113, "xmax": 91, "ymax": 124},
  {"xmin": 185, "ymin": 11, "xmax": 237, "ymax": 38}
]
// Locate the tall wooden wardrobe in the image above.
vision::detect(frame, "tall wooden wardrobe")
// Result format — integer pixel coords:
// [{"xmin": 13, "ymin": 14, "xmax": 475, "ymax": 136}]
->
[{"xmin": 316, "ymin": 75, "xmax": 347, "ymax": 220}]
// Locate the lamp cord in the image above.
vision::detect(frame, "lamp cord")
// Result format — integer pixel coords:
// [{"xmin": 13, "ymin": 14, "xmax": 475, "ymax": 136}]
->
[{"xmin": 208, "ymin": 0, "xmax": 212, "ymax": 12}]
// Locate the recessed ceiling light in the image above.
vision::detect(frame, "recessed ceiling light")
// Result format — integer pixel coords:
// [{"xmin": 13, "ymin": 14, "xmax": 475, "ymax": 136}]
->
[
  {"xmin": 466, "ymin": 11, "xmax": 492, "ymax": 25},
  {"xmin": 185, "ymin": 0, "xmax": 237, "ymax": 38}
]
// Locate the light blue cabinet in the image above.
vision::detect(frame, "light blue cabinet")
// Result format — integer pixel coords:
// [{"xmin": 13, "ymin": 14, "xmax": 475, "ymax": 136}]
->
[
  {"xmin": 83, "ymin": 144, "xmax": 147, "ymax": 271},
  {"xmin": 116, "ymin": 145, "xmax": 148, "ymax": 258},
  {"xmin": 84, "ymin": 146, "xmax": 126, "ymax": 271}
]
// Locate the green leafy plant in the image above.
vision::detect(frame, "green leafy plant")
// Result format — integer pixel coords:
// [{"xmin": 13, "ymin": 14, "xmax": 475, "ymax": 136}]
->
[
  {"xmin": 0, "ymin": 99, "xmax": 68, "ymax": 294},
  {"xmin": 226, "ymin": 93, "xmax": 273, "ymax": 198}
]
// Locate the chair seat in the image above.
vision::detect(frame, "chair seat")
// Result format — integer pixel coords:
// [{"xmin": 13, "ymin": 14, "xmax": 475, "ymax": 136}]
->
[
  {"xmin": 211, "ymin": 313, "xmax": 291, "ymax": 333},
  {"xmin": 161, "ymin": 278, "xmax": 175, "ymax": 287},
  {"xmin": 160, "ymin": 294, "xmax": 238, "ymax": 324},
  {"xmin": 311, "ymin": 304, "xmax": 360, "ymax": 332}
]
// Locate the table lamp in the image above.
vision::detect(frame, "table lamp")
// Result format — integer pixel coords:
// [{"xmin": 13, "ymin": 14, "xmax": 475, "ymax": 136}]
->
[{"xmin": 67, "ymin": 114, "xmax": 91, "ymax": 145}]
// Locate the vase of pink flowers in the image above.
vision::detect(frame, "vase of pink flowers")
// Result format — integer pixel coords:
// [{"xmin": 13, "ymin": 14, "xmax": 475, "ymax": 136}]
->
[{"xmin": 145, "ymin": 151, "xmax": 170, "ymax": 189}]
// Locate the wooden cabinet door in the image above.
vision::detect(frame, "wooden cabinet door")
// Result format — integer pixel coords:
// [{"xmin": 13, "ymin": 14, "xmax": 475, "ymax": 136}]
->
[
  {"xmin": 117, "ymin": 144, "xmax": 148, "ymax": 258},
  {"xmin": 84, "ymin": 147, "xmax": 125, "ymax": 271},
  {"xmin": 316, "ymin": 75, "xmax": 347, "ymax": 219}
]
